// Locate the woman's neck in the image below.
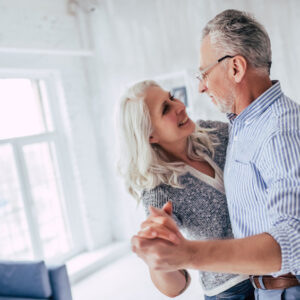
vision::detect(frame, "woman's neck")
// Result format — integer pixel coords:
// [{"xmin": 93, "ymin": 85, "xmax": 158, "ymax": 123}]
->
[
  {"xmin": 160, "ymin": 139, "xmax": 190, "ymax": 163},
  {"xmin": 160, "ymin": 139, "xmax": 215, "ymax": 178}
]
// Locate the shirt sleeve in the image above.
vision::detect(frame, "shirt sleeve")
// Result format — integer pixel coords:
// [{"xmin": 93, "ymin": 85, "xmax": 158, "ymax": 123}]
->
[
  {"xmin": 260, "ymin": 128, "xmax": 300, "ymax": 276},
  {"xmin": 141, "ymin": 186, "xmax": 182, "ymax": 226}
]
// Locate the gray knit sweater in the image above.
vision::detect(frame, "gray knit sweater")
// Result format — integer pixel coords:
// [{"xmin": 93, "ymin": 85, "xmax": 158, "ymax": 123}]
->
[{"xmin": 142, "ymin": 120, "xmax": 242, "ymax": 293}]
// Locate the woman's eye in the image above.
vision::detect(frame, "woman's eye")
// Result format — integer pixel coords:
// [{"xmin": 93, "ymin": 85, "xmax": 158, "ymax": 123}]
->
[
  {"xmin": 169, "ymin": 94, "xmax": 175, "ymax": 101},
  {"xmin": 162, "ymin": 104, "xmax": 169, "ymax": 115}
]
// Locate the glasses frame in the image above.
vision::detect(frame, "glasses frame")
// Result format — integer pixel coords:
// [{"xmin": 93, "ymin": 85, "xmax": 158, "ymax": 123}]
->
[{"xmin": 196, "ymin": 55, "xmax": 234, "ymax": 82}]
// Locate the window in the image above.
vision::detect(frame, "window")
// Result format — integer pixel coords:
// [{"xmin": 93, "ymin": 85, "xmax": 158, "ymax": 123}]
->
[{"xmin": 0, "ymin": 78, "xmax": 74, "ymax": 261}]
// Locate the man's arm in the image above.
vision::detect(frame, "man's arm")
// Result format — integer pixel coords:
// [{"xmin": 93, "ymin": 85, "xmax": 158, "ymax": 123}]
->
[
  {"xmin": 136, "ymin": 207, "xmax": 281, "ymax": 275},
  {"xmin": 258, "ymin": 127, "xmax": 300, "ymax": 276},
  {"xmin": 186, "ymin": 233, "xmax": 281, "ymax": 274}
]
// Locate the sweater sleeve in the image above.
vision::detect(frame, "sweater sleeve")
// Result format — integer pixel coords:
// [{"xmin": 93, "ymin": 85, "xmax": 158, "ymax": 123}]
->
[{"xmin": 141, "ymin": 186, "xmax": 182, "ymax": 226}]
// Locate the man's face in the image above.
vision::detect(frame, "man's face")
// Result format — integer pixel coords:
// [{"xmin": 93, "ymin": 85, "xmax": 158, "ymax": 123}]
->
[{"xmin": 198, "ymin": 35, "xmax": 235, "ymax": 113}]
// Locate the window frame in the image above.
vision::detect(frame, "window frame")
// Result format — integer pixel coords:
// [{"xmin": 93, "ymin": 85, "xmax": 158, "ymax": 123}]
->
[{"xmin": 0, "ymin": 70, "xmax": 86, "ymax": 263}]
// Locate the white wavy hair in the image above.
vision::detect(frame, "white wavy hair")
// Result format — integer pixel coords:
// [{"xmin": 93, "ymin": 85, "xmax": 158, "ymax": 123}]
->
[{"xmin": 117, "ymin": 80, "xmax": 217, "ymax": 201}]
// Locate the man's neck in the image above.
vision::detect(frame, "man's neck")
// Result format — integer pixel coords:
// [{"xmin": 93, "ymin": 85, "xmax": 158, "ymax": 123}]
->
[{"xmin": 233, "ymin": 73, "xmax": 273, "ymax": 115}]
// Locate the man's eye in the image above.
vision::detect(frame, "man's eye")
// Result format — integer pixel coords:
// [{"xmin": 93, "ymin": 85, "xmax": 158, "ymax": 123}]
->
[{"xmin": 163, "ymin": 104, "xmax": 169, "ymax": 115}]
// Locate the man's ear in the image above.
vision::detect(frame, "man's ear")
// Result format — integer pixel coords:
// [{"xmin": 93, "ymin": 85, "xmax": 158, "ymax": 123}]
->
[
  {"xmin": 149, "ymin": 135, "xmax": 159, "ymax": 144},
  {"xmin": 229, "ymin": 55, "xmax": 247, "ymax": 83}
]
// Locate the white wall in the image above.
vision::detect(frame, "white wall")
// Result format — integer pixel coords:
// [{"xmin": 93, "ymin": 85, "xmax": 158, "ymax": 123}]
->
[
  {"xmin": 85, "ymin": 0, "xmax": 300, "ymax": 240},
  {"xmin": 0, "ymin": 0, "xmax": 113, "ymax": 250},
  {"xmin": 1, "ymin": 0, "xmax": 299, "ymax": 246}
]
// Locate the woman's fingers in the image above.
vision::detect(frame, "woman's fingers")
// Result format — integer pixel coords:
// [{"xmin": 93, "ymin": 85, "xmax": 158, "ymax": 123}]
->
[
  {"xmin": 142, "ymin": 215, "xmax": 179, "ymax": 233},
  {"xmin": 138, "ymin": 224, "xmax": 180, "ymax": 244}
]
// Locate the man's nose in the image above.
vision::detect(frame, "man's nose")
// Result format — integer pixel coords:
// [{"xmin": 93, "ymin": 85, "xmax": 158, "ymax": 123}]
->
[{"xmin": 198, "ymin": 80, "xmax": 207, "ymax": 93}]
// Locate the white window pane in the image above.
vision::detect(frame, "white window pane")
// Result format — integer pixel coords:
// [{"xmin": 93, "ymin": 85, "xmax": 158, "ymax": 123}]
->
[
  {"xmin": 23, "ymin": 142, "xmax": 72, "ymax": 259},
  {"xmin": 0, "ymin": 79, "xmax": 46, "ymax": 139},
  {"xmin": 0, "ymin": 144, "xmax": 33, "ymax": 260}
]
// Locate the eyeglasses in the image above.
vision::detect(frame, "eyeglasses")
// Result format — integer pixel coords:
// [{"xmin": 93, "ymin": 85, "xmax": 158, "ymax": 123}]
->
[{"xmin": 195, "ymin": 55, "xmax": 234, "ymax": 82}]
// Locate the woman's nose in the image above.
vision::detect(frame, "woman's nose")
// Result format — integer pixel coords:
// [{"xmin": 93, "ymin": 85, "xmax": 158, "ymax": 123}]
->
[{"xmin": 175, "ymin": 101, "xmax": 185, "ymax": 114}]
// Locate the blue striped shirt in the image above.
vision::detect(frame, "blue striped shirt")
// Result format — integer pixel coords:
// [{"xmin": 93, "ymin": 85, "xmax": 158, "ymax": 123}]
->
[{"xmin": 224, "ymin": 81, "xmax": 300, "ymax": 276}]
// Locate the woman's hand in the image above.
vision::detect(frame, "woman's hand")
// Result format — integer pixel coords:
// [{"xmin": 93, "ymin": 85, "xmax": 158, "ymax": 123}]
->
[
  {"xmin": 132, "ymin": 201, "xmax": 193, "ymax": 273},
  {"xmin": 137, "ymin": 202, "xmax": 183, "ymax": 244}
]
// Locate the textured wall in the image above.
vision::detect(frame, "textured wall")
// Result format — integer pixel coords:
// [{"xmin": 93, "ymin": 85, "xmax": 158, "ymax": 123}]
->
[
  {"xmin": 1, "ymin": 0, "xmax": 299, "ymax": 243},
  {"xmin": 0, "ymin": 0, "xmax": 113, "ymax": 250},
  {"xmin": 84, "ymin": 0, "xmax": 300, "ymax": 240}
]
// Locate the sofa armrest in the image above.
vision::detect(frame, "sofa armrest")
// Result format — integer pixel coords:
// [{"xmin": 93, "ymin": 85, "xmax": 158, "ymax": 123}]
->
[{"xmin": 48, "ymin": 264, "xmax": 73, "ymax": 300}]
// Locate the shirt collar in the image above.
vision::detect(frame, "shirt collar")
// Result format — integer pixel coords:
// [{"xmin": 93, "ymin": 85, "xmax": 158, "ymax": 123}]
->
[
  {"xmin": 226, "ymin": 113, "xmax": 237, "ymax": 125},
  {"xmin": 227, "ymin": 80, "xmax": 283, "ymax": 125}
]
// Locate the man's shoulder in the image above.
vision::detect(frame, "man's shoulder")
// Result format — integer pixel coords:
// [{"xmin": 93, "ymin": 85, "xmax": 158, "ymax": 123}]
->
[{"xmin": 271, "ymin": 94, "xmax": 300, "ymax": 131}]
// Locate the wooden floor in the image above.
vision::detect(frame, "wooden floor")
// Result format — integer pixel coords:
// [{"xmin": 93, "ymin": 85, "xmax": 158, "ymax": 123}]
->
[{"xmin": 72, "ymin": 252, "xmax": 204, "ymax": 300}]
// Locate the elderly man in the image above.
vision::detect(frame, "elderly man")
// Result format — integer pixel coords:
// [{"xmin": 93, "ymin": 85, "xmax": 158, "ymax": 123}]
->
[{"xmin": 131, "ymin": 9, "xmax": 300, "ymax": 300}]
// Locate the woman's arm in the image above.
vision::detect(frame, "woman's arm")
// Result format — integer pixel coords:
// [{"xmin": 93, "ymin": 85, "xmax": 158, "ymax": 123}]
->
[
  {"xmin": 133, "ymin": 201, "xmax": 190, "ymax": 297},
  {"xmin": 149, "ymin": 268, "xmax": 189, "ymax": 298}
]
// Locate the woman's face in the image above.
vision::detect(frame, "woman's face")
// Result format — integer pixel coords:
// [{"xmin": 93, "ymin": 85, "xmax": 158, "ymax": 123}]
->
[{"xmin": 145, "ymin": 86, "xmax": 195, "ymax": 147}]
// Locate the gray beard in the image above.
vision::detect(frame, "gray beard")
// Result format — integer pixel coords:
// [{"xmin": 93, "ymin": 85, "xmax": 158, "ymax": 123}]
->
[{"xmin": 215, "ymin": 97, "xmax": 234, "ymax": 113}]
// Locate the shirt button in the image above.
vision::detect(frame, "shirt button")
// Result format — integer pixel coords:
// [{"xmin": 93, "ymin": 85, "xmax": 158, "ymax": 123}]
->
[{"xmin": 233, "ymin": 136, "xmax": 238, "ymax": 141}]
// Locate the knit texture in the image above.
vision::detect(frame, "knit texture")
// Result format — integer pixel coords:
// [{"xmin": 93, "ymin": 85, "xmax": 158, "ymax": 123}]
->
[{"xmin": 142, "ymin": 120, "xmax": 241, "ymax": 292}]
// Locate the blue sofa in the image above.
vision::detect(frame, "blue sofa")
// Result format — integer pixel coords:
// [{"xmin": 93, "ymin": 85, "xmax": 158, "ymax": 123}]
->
[{"xmin": 0, "ymin": 261, "xmax": 73, "ymax": 300}]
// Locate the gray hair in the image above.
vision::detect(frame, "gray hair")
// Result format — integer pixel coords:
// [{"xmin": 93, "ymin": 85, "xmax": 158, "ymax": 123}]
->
[
  {"xmin": 202, "ymin": 9, "xmax": 272, "ymax": 75},
  {"xmin": 117, "ymin": 80, "xmax": 216, "ymax": 201}
]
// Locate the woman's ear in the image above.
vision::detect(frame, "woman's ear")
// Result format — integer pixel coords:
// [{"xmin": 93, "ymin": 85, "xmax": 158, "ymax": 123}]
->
[{"xmin": 229, "ymin": 55, "xmax": 247, "ymax": 83}]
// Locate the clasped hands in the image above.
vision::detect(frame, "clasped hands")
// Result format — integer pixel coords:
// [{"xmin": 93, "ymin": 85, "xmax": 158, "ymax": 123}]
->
[{"xmin": 131, "ymin": 201, "xmax": 191, "ymax": 272}]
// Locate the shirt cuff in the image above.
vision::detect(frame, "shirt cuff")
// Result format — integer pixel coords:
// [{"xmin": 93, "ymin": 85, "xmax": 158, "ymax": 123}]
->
[{"xmin": 266, "ymin": 227, "xmax": 292, "ymax": 277}]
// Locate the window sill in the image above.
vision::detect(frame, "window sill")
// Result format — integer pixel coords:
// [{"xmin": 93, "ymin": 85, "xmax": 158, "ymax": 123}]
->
[{"xmin": 67, "ymin": 241, "xmax": 130, "ymax": 285}]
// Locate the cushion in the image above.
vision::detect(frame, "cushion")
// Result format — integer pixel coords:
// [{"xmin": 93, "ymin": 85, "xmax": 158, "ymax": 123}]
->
[
  {"xmin": 0, "ymin": 261, "xmax": 51, "ymax": 298},
  {"xmin": 0, "ymin": 298, "xmax": 47, "ymax": 300}
]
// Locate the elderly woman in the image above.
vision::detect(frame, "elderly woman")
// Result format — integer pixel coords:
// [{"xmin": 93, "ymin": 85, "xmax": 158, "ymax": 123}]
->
[{"xmin": 117, "ymin": 80, "xmax": 254, "ymax": 299}]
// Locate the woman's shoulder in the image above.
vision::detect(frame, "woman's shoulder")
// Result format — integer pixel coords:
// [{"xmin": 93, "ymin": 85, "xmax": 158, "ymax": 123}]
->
[
  {"xmin": 196, "ymin": 119, "xmax": 229, "ymax": 169},
  {"xmin": 196, "ymin": 119, "xmax": 229, "ymax": 132},
  {"xmin": 196, "ymin": 119, "xmax": 228, "ymax": 146}
]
